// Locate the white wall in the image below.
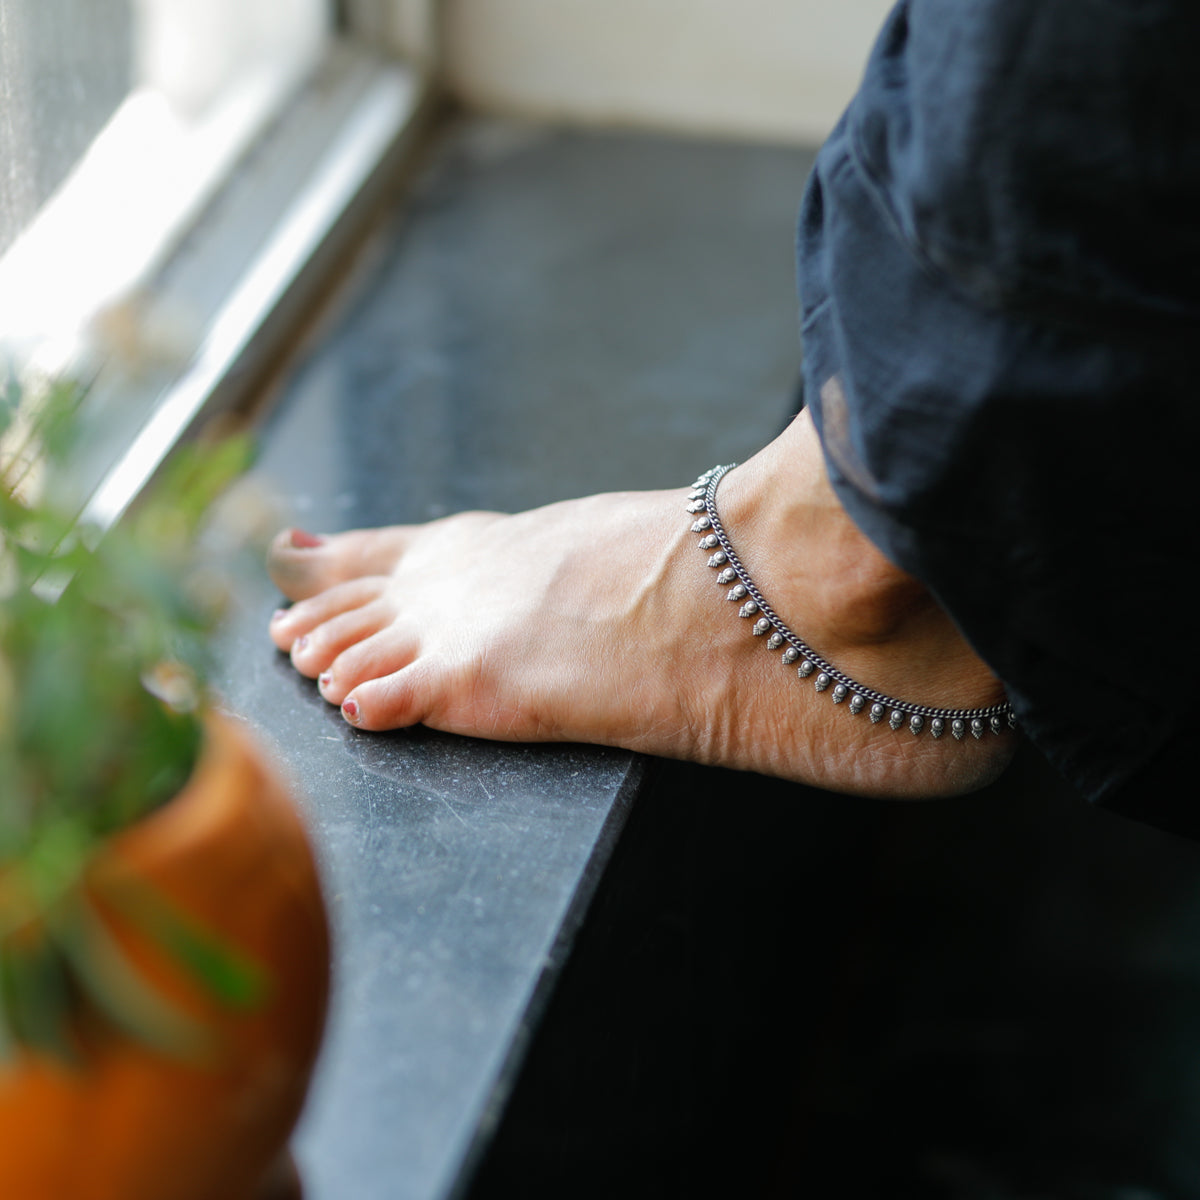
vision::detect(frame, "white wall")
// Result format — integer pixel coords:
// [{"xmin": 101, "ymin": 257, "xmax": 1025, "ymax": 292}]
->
[{"xmin": 379, "ymin": 0, "xmax": 893, "ymax": 145}]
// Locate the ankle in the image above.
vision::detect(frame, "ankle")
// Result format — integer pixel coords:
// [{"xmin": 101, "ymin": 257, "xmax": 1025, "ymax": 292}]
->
[
  {"xmin": 714, "ymin": 414, "xmax": 929, "ymax": 649},
  {"xmin": 703, "ymin": 416, "xmax": 1005, "ymax": 712},
  {"xmin": 811, "ymin": 545, "xmax": 934, "ymax": 649}
]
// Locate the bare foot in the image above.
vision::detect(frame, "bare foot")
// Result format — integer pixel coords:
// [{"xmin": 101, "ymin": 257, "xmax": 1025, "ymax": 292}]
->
[{"xmin": 267, "ymin": 413, "xmax": 1013, "ymax": 798}]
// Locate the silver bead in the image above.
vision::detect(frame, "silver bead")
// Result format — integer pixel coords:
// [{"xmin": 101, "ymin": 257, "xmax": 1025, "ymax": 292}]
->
[
  {"xmin": 691, "ymin": 517, "xmax": 712, "ymax": 532},
  {"xmin": 990, "ymin": 715, "xmax": 1003, "ymax": 735},
  {"xmin": 1008, "ymin": 710, "xmax": 1018, "ymax": 730},
  {"xmin": 870, "ymin": 703, "xmax": 885, "ymax": 724},
  {"xmin": 815, "ymin": 673, "xmax": 831, "ymax": 692},
  {"xmin": 849, "ymin": 694, "xmax": 865, "ymax": 715},
  {"xmin": 832, "ymin": 684, "xmax": 848, "ymax": 703},
  {"xmin": 889, "ymin": 710, "xmax": 904, "ymax": 730},
  {"xmin": 738, "ymin": 601, "xmax": 759, "ymax": 618},
  {"xmin": 707, "ymin": 552, "xmax": 728, "ymax": 568},
  {"xmin": 952, "ymin": 719, "xmax": 966, "ymax": 740},
  {"xmin": 971, "ymin": 719, "xmax": 985, "ymax": 740},
  {"xmin": 727, "ymin": 584, "xmax": 748, "ymax": 601},
  {"xmin": 716, "ymin": 568, "xmax": 737, "ymax": 585},
  {"xmin": 931, "ymin": 718, "xmax": 945, "ymax": 739},
  {"xmin": 909, "ymin": 715, "xmax": 924, "ymax": 736},
  {"xmin": 687, "ymin": 499, "xmax": 706, "ymax": 513},
  {"xmin": 698, "ymin": 534, "xmax": 719, "ymax": 550},
  {"xmin": 781, "ymin": 646, "xmax": 799, "ymax": 665},
  {"xmin": 798, "ymin": 660, "xmax": 815, "ymax": 678},
  {"xmin": 767, "ymin": 632, "xmax": 785, "ymax": 651},
  {"xmin": 753, "ymin": 618, "xmax": 771, "ymax": 636}
]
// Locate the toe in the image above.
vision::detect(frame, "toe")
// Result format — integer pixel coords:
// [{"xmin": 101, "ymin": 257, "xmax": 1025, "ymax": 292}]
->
[
  {"xmin": 266, "ymin": 528, "xmax": 327, "ymax": 600},
  {"xmin": 289, "ymin": 600, "xmax": 394, "ymax": 678},
  {"xmin": 340, "ymin": 659, "xmax": 437, "ymax": 731},
  {"xmin": 267, "ymin": 526, "xmax": 414, "ymax": 601},
  {"xmin": 317, "ymin": 626, "xmax": 420, "ymax": 706},
  {"xmin": 269, "ymin": 576, "xmax": 389, "ymax": 651}
]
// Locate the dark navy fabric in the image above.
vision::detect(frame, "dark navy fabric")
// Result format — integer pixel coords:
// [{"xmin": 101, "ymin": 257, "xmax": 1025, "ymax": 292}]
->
[{"xmin": 798, "ymin": 0, "xmax": 1200, "ymax": 829}]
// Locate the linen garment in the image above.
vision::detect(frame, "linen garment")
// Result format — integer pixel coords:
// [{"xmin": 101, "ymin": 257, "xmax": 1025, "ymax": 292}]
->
[{"xmin": 798, "ymin": 0, "xmax": 1200, "ymax": 831}]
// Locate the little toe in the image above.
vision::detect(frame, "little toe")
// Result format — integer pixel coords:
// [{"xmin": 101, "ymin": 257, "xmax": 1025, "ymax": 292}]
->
[
  {"xmin": 267, "ymin": 527, "xmax": 414, "ymax": 601},
  {"xmin": 269, "ymin": 576, "xmax": 389, "ymax": 651}
]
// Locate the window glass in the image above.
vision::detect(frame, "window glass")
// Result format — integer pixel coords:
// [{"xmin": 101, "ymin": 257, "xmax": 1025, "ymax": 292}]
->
[
  {"xmin": 0, "ymin": 0, "xmax": 133, "ymax": 258},
  {"xmin": 0, "ymin": 0, "xmax": 329, "ymax": 363}
]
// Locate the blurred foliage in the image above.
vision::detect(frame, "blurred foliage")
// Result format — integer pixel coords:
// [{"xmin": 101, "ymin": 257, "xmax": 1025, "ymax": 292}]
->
[{"xmin": 0, "ymin": 366, "xmax": 266, "ymax": 1065}]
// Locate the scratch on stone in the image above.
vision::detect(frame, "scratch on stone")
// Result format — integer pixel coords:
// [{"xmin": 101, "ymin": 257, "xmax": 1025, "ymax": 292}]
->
[
  {"xmin": 348, "ymin": 739, "xmax": 378, "ymax": 836},
  {"xmin": 436, "ymin": 792, "xmax": 470, "ymax": 829}
]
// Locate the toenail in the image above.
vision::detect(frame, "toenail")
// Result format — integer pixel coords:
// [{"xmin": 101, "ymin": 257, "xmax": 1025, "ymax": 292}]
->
[
  {"xmin": 293, "ymin": 635, "xmax": 309, "ymax": 653},
  {"xmin": 342, "ymin": 698, "xmax": 360, "ymax": 724},
  {"xmin": 319, "ymin": 671, "xmax": 332, "ymax": 689},
  {"xmin": 271, "ymin": 608, "xmax": 288, "ymax": 623},
  {"xmin": 290, "ymin": 529, "xmax": 324, "ymax": 549}
]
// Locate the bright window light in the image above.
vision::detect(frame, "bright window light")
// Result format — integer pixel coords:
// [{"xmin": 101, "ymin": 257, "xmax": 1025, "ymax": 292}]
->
[{"xmin": 0, "ymin": 0, "xmax": 328, "ymax": 372}]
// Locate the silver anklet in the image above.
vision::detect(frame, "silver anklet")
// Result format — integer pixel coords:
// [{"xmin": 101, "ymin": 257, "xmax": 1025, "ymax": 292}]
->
[{"xmin": 688, "ymin": 464, "xmax": 1016, "ymax": 740}]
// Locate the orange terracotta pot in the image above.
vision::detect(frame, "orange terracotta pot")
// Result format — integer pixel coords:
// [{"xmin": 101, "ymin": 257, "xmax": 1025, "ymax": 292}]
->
[{"xmin": 0, "ymin": 713, "xmax": 330, "ymax": 1200}]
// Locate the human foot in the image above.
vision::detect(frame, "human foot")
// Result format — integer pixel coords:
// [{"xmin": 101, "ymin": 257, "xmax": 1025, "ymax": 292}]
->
[{"xmin": 266, "ymin": 414, "xmax": 1014, "ymax": 798}]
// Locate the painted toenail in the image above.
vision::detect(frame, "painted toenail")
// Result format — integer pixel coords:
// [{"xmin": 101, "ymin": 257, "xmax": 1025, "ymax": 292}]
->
[
  {"xmin": 319, "ymin": 671, "xmax": 332, "ymax": 689},
  {"xmin": 342, "ymin": 698, "xmax": 360, "ymax": 723},
  {"xmin": 293, "ymin": 635, "xmax": 309, "ymax": 652},
  {"xmin": 290, "ymin": 529, "xmax": 324, "ymax": 549},
  {"xmin": 271, "ymin": 608, "xmax": 288, "ymax": 623}
]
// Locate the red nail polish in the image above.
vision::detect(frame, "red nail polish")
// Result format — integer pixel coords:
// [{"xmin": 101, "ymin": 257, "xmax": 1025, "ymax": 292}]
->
[
  {"xmin": 319, "ymin": 672, "xmax": 332, "ymax": 689},
  {"xmin": 342, "ymin": 698, "xmax": 359, "ymax": 723},
  {"xmin": 290, "ymin": 529, "xmax": 324, "ymax": 549}
]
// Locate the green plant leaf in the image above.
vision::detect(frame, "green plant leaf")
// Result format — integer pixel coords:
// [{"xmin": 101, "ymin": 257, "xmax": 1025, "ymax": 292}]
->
[
  {"xmin": 51, "ymin": 890, "xmax": 214, "ymax": 1062},
  {"xmin": 2, "ymin": 368, "xmax": 261, "ymax": 1063},
  {"xmin": 100, "ymin": 878, "xmax": 269, "ymax": 1011},
  {"xmin": 0, "ymin": 985, "xmax": 13, "ymax": 1061},
  {"xmin": 0, "ymin": 939, "xmax": 78, "ymax": 1066}
]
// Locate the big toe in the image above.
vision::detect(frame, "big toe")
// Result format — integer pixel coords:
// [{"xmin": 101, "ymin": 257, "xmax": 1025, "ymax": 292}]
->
[{"xmin": 267, "ymin": 526, "xmax": 412, "ymax": 600}]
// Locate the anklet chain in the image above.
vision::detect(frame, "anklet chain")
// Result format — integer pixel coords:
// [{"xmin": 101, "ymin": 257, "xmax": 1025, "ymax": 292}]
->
[{"xmin": 688, "ymin": 464, "xmax": 1016, "ymax": 740}]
